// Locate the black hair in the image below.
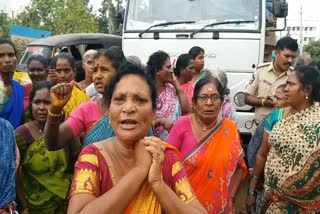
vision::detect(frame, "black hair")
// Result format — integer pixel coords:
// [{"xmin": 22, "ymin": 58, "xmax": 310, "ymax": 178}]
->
[
  {"xmin": 95, "ymin": 46, "xmax": 126, "ymax": 71},
  {"xmin": 294, "ymin": 65, "xmax": 320, "ymax": 102},
  {"xmin": 188, "ymin": 46, "xmax": 205, "ymax": 60},
  {"xmin": 174, "ymin": 54, "xmax": 192, "ymax": 78},
  {"xmin": 275, "ymin": 37, "xmax": 299, "ymax": 52},
  {"xmin": 193, "ymin": 77, "xmax": 224, "ymax": 104},
  {"xmin": 70, "ymin": 45, "xmax": 82, "ymax": 61},
  {"xmin": 0, "ymin": 39, "xmax": 17, "ymax": 55},
  {"xmin": 105, "ymin": 62, "xmax": 157, "ymax": 110},
  {"xmin": 277, "ymin": 83, "xmax": 286, "ymax": 90},
  {"xmin": 48, "ymin": 57, "xmax": 57, "ymax": 69},
  {"xmin": 28, "ymin": 81, "xmax": 54, "ymax": 119},
  {"xmin": 27, "ymin": 55, "xmax": 48, "ymax": 70},
  {"xmin": 52, "ymin": 52, "xmax": 76, "ymax": 71},
  {"xmin": 146, "ymin": 50, "xmax": 170, "ymax": 80}
]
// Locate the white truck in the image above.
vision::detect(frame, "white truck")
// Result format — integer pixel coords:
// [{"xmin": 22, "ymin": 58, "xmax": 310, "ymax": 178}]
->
[{"xmin": 122, "ymin": 0, "xmax": 288, "ymax": 134}]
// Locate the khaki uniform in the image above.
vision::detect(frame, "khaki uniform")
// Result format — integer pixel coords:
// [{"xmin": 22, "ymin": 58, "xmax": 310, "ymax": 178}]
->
[{"xmin": 246, "ymin": 61, "xmax": 291, "ymax": 124}]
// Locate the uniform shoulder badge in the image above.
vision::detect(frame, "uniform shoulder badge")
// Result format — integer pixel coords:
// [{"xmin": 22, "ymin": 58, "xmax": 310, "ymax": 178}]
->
[{"xmin": 256, "ymin": 62, "xmax": 270, "ymax": 69}]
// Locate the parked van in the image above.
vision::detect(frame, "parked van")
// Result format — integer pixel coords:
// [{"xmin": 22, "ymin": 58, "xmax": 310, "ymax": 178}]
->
[{"xmin": 14, "ymin": 33, "xmax": 122, "ymax": 84}]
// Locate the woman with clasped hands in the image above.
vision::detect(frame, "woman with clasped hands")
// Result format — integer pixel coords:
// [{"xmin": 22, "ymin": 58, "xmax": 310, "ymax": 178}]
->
[{"xmin": 67, "ymin": 63, "xmax": 207, "ymax": 214}]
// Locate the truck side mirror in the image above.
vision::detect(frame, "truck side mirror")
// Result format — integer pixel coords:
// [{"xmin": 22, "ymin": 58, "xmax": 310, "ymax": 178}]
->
[{"xmin": 273, "ymin": 0, "xmax": 288, "ymax": 18}]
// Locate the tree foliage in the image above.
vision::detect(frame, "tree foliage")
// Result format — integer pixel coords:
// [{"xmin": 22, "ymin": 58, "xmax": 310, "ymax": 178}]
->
[
  {"xmin": 303, "ymin": 40, "xmax": 320, "ymax": 60},
  {"xmin": 14, "ymin": 0, "xmax": 98, "ymax": 35},
  {"xmin": 0, "ymin": 10, "xmax": 11, "ymax": 38},
  {"xmin": 96, "ymin": 0, "xmax": 123, "ymax": 35}
]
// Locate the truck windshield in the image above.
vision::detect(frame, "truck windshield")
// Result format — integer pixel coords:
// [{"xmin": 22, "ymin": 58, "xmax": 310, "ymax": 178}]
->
[{"xmin": 126, "ymin": 0, "xmax": 260, "ymax": 31}]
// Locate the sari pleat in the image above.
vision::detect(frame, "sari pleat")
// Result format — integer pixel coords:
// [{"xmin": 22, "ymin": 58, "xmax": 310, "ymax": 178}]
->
[{"xmin": 183, "ymin": 119, "xmax": 247, "ymax": 213}]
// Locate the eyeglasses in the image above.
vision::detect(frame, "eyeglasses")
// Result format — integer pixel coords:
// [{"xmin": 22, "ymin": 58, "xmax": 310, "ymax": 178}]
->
[
  {"xmin": 28, "ymin": 69, "xmax": 46, "ymax": 74},
  {"xmin": 197, "ymin": 94, "xmax": 221, "ymax": 103}
]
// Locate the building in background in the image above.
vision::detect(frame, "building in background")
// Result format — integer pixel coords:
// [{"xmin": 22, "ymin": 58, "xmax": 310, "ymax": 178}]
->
[{"xmin": 278, "ymin": 19, "xmax": 320, "ymax": 47}]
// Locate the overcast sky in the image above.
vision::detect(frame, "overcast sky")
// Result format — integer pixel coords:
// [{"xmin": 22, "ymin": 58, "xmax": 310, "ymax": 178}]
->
[{"xmin": 0, "ymin": 0, "xmax": 318, "ymax": 19}]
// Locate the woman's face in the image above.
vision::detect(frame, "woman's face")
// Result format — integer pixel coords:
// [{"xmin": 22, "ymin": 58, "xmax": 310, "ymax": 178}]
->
[
  {"xmin": 273, "ymin": 88, "xmax": 287, "ymax": 108},
  {"xmin": 93, "ymin": 56, "xmax": 117, "ymax": 94},
  {"xmin": 55, "ymin": 58, "xmax": 75, "ymax": 83},
  {"xmin": 0, "ymin": 43, "xmax": 16, "ymax": 74},
  {"xmin": 83, "ymin": 54, "xmax": 95, "ymax": 78},
  {"xmin": 193, "ymin": 51, "xmax": 205, "ymax": 72},
  {"xmin": 27, "ymin": 60, "xmax": 48, "ymax": 83},
  {"xmin": 181, "ymin": 59, "xmax": 194, "ymax": 82},
  {"xmin": 284, "ymin": 71, "xmax": 309, "ymax": 107},
  {"xmin": 194, "ymin": 82, "xmax": 222, "ymax": 122},
  {"xmin": 156, "ymin": 58, "xmax": 172, "ymax": 83},
  {"xmin": 31, "ymin": 88, "xmax": 51, "ymax": 124},
  {"xmin": 109, "ymin": 74, "xmax": 155, "ymax": 145}
]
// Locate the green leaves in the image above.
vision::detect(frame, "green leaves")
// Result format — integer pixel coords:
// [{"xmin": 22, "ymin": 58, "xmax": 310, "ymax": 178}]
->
[
  {"xmin": 0, "ymin": 10, "xmax": 11, "ymax": 38},
  {"xmin": 303, "ymin": 40, "xmax": 320, "ymax": 60},
  {"xmin": 13, "ymin": 0, "xmax": 99, "ymax": 35}
]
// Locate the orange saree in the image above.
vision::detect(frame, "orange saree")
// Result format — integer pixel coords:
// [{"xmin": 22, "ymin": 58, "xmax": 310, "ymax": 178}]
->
[{"xmin": 183, "ymin": 119, "xmax": 247, "ymax": 213}]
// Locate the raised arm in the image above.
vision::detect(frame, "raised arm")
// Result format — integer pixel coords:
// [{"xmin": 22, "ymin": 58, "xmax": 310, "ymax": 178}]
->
[
  {"xmin": 170, "ymin": 74, "xmax": 191, "ymax": 114},
  {"xmin": 44, "ymin": 83, "xmax": 74, "ymax": 151}
]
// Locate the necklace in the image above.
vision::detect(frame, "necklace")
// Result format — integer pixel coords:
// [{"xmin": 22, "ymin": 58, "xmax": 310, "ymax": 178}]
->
[
  {"xmin": 33, "ymin": 121, "xmax": 43, "ymax": 133},
  {"xmin": 195, "ymin": 114, "xmax": 216, "ymax": 131}
]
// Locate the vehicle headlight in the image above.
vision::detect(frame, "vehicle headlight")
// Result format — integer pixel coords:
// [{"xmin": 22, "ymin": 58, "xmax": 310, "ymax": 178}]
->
[{"xmin": 234, "ymin": 92, "xmax": 246, "ymax": 108}]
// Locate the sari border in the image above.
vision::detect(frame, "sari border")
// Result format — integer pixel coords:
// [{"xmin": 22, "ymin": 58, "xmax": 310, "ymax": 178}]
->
[
  {"xmin": 182, "ymin": 119, "xmax": 224, "ymax": 163},
  {"xmin": 93, "ymin": 142, "xmax": 117, "ymax": 186}
]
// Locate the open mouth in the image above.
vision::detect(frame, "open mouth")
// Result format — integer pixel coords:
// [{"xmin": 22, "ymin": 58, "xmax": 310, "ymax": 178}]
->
[
  {"xmin": 95, "ymin": 82, "xmax": 104, "ymax": 88},
  {"xmin": 59, "ymin": 80, "xmax": 69, "ymax": 83},
  {"xmin": 120, "ymin": 119, "xmax": 138, "ymax": 129}
]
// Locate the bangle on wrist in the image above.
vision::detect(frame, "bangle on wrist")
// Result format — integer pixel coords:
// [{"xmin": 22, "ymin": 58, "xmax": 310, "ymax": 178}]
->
[
  {"xmin": 261, "ymin": 98, "xmax": 266, "ymax": 107},
  {"xmin": 47, "ymin": 110, "xmax": 63, "ymax": 125},
  {"xmin": 48, "ymin": 109, "xmax": 62, "ymax": 117},
  {"xmin": 176, "ymin": 88, "xmax": 183, "ymax": 94},
  {"xmin": 248, "ymin": 187, "xmax": 256, "ymax": 196},
  {"xmin": 251, "ymin": 175, "xmax": 259, "ymax": 180}
]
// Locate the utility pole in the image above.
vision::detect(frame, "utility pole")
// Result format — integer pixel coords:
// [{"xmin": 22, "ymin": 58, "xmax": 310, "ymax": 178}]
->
[{"xmin": 299, "ymin": 6, "xmax": 303, "ymax": 54}]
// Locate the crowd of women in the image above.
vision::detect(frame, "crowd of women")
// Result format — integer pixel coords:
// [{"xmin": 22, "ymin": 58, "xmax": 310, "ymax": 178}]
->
[{"xmin": 0, "ymin": 37, "xmax": 320, "ymax": 214}]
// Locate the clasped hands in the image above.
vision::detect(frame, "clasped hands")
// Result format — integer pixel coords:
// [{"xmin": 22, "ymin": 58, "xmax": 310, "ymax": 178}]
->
[{"xmin": 134, "ymin": 136, "xmax": 166, "ymax": 187}]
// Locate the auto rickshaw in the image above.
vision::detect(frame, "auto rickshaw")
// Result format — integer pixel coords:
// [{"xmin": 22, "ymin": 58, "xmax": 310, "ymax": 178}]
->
[{"xmin": 14, "ymin": 33, "xmax": 122, "ymax": 85}]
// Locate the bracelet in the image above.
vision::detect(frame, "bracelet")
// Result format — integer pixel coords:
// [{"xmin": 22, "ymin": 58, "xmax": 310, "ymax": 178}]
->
[
  {"xmin": 47, "ymin": 115, "xmax": 63, "ymax": 125},
  {"xmin": 21, "ymin": 208, "xmax": 30, "ymax": 214},
  {"xmin": 251, "ymin": 175, "xmax": 259, "ymax": 180},
  {"xmin": 176, "ymin": 89, "xmax": 184, "ymax": 94},
  {"xmin": 261, "ymin": 98, "xmax": 266, "ymax": 107},
  {"xmin": 48, "ymin": 109, "xmax": 62, "ymax": 117},
  {"xmin": 248, "ymin": 187, "xmax": 256, "ymax": 196}
]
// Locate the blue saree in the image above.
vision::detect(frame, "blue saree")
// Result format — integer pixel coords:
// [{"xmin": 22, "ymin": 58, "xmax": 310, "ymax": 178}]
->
[
  {"xmin": 0, "ymin": 118, "xmax": 16, "ymax": 207},
  {"xmin": 0, "ymin": 80, "xmax": 25, "ymax": 129}
]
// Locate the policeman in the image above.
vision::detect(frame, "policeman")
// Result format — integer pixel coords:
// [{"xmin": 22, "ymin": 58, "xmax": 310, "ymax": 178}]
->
[{"xmin": 245, "ymin": 37, "xmax": 298, "ymax": 132}]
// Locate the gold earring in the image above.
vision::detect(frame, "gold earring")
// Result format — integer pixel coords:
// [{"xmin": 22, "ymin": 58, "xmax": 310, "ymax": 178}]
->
[{"xmin": 305, "ymin": 94, "xmax": 309, "ymax": 100}]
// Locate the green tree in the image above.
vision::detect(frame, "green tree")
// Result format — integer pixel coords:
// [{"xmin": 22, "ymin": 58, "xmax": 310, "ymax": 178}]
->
[
  {"xmin": 0, "ymin": 10, "xmax": 11, "ymax": 38},
  {"xmin": 303, "ymin": 40, "xmax": 320, "ymax": 60},
  {"xmin": 97, "ymin": 0, "xmax": 110, "ymax": 33},
  {"xmin": 96, "ymin": 0, "xmax": 123, "ymax": 35},
  {"xmin": 14, "ymin": 0, "xmax": 98, "ymax": 35}
]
